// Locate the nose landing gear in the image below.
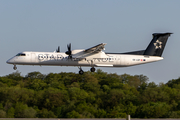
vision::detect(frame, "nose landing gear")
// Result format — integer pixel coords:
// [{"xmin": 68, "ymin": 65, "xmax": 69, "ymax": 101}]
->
[{"xmin": 13, "ymin": 65, "xmax": 17, "ymax": 70}]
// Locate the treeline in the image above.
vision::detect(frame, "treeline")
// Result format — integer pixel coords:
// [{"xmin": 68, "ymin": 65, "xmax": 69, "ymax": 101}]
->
[{"xmin": 0, "ymin": 69, "xmax": 180, "ymax": 118}]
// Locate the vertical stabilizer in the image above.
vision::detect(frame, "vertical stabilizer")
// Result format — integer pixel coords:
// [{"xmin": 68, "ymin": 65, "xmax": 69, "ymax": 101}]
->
[{"xmin": 143, "ymin": 33, "xmax": 172, "ymax": 56}]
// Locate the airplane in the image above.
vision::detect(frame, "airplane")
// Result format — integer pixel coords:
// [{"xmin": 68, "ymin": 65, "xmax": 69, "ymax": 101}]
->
[{"xmin": 7, "ymin": 33, "xmax": 172, "ymax": 75}]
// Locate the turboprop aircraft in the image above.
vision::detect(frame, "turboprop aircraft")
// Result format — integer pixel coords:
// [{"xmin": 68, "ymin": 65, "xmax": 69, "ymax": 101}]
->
[{"xmin": 7, "ymin": 33, "xmax": 172, "ymax": 75}]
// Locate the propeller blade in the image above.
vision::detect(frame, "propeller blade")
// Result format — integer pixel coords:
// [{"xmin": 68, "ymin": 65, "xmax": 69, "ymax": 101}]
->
[
  {"xmin": 56, "ymin": 46, "xmax": 60, "ymax": 52},
  {"xmin": 67, "ymin": 44, "xmax": 69, "ymax": 50},
  {"xmin": 67, "ymin": 43, "xmax": 71, "ymax": 51},
  {"xmin": 69, "ymin": 43, "xmax": 71, "ymax": 50},
  {"xmin": 65, "ymin": 43, "xmax": 72, "ymax": 57}
]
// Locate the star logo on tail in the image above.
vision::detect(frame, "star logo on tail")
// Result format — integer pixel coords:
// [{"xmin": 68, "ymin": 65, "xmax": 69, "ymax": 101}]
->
[{"xmin": 154, "ymin": 40, "xmax": 162, "ymax": 49}]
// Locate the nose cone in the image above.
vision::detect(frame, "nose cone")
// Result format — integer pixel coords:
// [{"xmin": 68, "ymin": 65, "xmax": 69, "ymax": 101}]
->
[{"xmin": 6, "ymin": 58, "xmax": 14, "ymax": 64}]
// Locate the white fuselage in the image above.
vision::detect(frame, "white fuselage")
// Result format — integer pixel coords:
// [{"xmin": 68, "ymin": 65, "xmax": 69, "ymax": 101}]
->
[{"xmin": 6, "ymin": 51, "xmax": 163, "ymax": 67}]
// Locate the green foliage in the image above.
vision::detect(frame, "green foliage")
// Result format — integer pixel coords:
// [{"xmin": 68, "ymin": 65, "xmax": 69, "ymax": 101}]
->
[
  {"xmin": 26, "ymin": 71, "xmax": 46, "ymax": 80},
  {"xmin": 7, "ymin": 107, "xmax": 15, "ymax": 118},
  {"xmin": 106, "ymin": 105, "xmax": 126, "ymax": 118},
  {"xmin": 6, "ymin": 71, "xmax": 23, "ymax": 81},
  {"xmin": 14, "ymin": 102, "xmax": 36, "ymax": 117},
  {"xmin": 66, "ymin": 110, "xmax": 81, "ymax": 118},
  {"xmin": 0, "ymin": 70, "xmax": 180, "ymax": 118},
  {"xmin": 43, "ymin": 87, "xmax": 68, "ymax": 108},
  {"xmin": 134, "ymin": 74, "xmax": 149, "ymax": 84},
  {"xmin": 28, "ymin": 79, "xmax": 47, "ymax": 90},
  {"xmin": 136, "ymin": 102, "xmax": 170, "ymax": 118},
  {"xmin": 0, "ymin": 110, "xmax": 6, "ymax": 118},
  {"xmin": 37, "ymin": 108, "xmax": 57, "ymax": 118}
]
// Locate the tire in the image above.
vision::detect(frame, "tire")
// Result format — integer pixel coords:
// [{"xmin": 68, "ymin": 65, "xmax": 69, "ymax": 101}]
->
[
  {"xmin": 79, "ymin": 70, "xmax": 84, "ymax": 75},
  {"xmin": 90, "ymin": 67, "xmax": 95, "ymax": 72}
]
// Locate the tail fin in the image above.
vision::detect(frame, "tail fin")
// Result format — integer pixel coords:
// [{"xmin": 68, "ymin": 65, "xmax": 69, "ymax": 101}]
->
[{"xmin": 143, "ymin": 33, "xmax": 172, "ymax": 56}]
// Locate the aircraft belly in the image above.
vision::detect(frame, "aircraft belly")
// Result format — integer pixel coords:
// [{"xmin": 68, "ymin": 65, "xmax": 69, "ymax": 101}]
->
[{"xmin": 38, "ymin": 60, "xmax": 79, "ymax": 66}]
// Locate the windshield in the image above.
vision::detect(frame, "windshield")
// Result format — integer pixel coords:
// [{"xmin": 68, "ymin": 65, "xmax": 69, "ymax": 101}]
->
[{"xmin": 16, "ymin": 53, "xmax": 26, "ymax": 56}]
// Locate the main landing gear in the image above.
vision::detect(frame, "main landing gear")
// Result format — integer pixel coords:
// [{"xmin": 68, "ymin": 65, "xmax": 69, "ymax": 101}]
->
[
  {"xmin": 13, "ymin": 65, "xmax": 17, "ymax": 70},
  {"xmin": 78, "ymin": 67, "xmax": 96, "ymax": 75},
  {"xmin": 79, "ymin": 67, "xmax": 84, "ymax": 75},
  {"xmin": 90, "ymin": 67, "xmax": 95, "ymax": 72}
]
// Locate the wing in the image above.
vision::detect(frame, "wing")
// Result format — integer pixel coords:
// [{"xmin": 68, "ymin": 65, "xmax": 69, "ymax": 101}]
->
[
  {"xmin": 71, "ymin": 43, "xmax": 107, "ymax": 61},
  {"xmin": 84, "ymin": 43, "xmax": 106, "ymax": 53}
]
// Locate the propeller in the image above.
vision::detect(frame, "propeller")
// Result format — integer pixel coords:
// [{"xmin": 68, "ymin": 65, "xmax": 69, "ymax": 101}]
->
[
  {"xmin": 56, "ymin": 46, "xmax": 60, "ymax": 52},
  {"xmin": 65, "ymin": 43, "xmax": 72, "ymax": 58}
]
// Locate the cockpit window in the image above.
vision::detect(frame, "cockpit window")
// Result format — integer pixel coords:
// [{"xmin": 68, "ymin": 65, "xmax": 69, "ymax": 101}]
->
[{"xmin": 16, "ymin": 53, "xmax": 26, "ymax": 56}]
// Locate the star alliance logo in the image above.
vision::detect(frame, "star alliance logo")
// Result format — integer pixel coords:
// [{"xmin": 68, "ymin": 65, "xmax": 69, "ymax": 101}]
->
[{"xmin": 154, "ymin": 40, "xmax": 162, "ymax": 49}]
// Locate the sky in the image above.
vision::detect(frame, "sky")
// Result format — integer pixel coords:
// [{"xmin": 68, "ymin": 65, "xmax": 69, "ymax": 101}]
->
[{"xmin": 0, "ymin": 0, "xmax": 179, "ymax": 84}]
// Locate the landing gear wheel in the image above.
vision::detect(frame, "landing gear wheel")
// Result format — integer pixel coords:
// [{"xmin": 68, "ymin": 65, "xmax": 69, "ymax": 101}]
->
[
  {"xmin": 90, "ymin": 67, "xmax": 95, "ymax": 72},
  {"xmin": 79, "ymin": 70, "xmax": 84, "ymax": 75},
  {"xmin": 78, "ymin": 67, "xmax": 84, "ymax": 75},
  {"xmin": 13, "ymin": 65, "xmax": 17, "ymax": 70}
]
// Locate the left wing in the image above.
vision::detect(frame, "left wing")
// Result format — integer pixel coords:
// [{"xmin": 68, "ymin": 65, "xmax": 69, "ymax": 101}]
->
[
  {"xmin": 84, "ymin": 43, "xmax": 106, "ymax": 53},
  {"xmin": 71, "ymin": 43, "xmax": 107, "ymax": 60}
]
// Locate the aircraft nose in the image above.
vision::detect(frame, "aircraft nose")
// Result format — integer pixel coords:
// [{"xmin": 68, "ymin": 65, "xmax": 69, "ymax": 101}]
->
[{"xmin": 6, "ymin": 58, "xmax": 14, "ymax": 64}]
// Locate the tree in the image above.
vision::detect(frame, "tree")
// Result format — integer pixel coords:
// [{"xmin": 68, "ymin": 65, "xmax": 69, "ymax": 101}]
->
[
  {"xmin": 82, "ymin": 73, "xmax": 100, "ymax": 93},
  {"xmin": 120, "ymin": 74, "xmax": 141, "ymax": 89},
  {"xmin": 37, "ymin": 108, "xmax": 56, "ymax": 118},
  {"xmin": 68, "ymin": 87, "xmax": 88, "ymax": 102},
  {"xmin": 14, "ymin": 102, "xmax": 28, "ymax": 117},
  {"xmin": 107, "ymin": 105, "xmax": 126, "ymax": 118},
  {"xmin": 26, "ymin": 71, "xmax": 46, "ymax": 80},
  {"xmin": 125, "ymin": 102, "xmax": 137, "ymax": 116},
  {"xmin": 0, "ymin": 110, "xmax": 6, "ymax": 118},
  {"xmin": 127, "ymin": 76, "xmax": 141, "ymax": 89},
  {"xmin": 22, "ymin": 107, "xmax": 36, "ymax": 118},
  {"xmin": 6, "ymin": 71, "xmax": 23, "ymax": 81},
  {"xmin": 43, "ymin": 87, "xmax": 68, "ymax": 109},
  {"xmin": 1, "ymin": 70, "xmax": 180, "ymax": 118},
  {"xmin": 106, "ymin": 89, "xmax": 124, "ymax": 108},
  {"xmin": 136, "ymin": 102, "xmax": 170, "ymax": 118},
  {"xmin": 28, "ymin": 79, "xmax": 47, "ymax": 91},
  {"xmin": 7, "ymin": 107, "xmax": 15, "ymax": 118},
  {"xmin": 134, "ymin": 74, "xmax": 149, "ymax": 84},
  {"xmin": 66, "ymin": 110, "xmax": 81, "ymax": 118}
]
